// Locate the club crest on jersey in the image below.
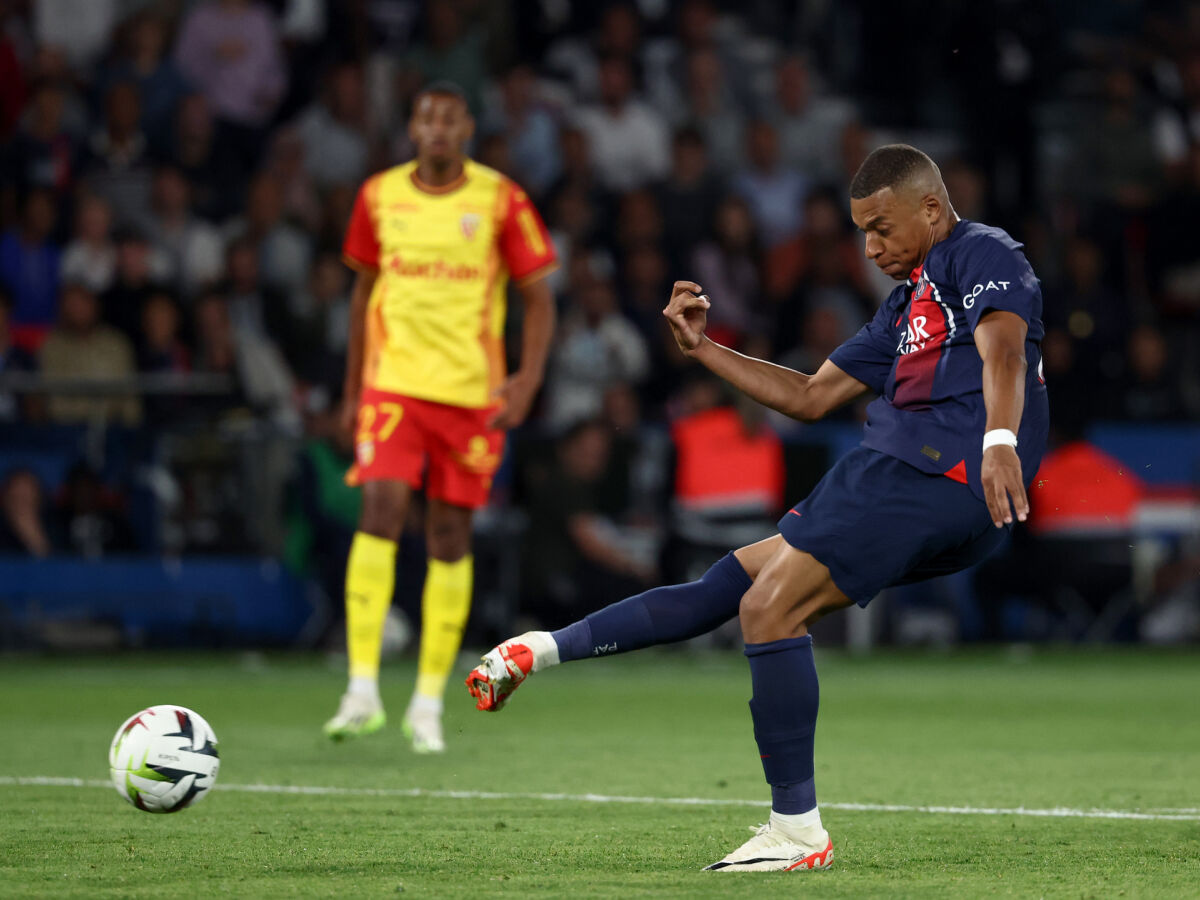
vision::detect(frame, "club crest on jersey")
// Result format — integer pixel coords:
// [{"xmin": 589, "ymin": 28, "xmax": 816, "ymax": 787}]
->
[
  {"xmin": 898, "ymin": 269, "xmax": 939, "ymax": 354},
  {"xmin": 912, "ymin": 269, "xmax": 931, "ymax": 298},
  {"xmin": 460, "ymin": 212, "xmax": 481, "ymax": 240}
]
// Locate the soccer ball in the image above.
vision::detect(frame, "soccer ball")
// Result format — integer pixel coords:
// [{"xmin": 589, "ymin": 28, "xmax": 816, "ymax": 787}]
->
[{"xmin": 108, "ymin": 705, "xmax": 220, "ymax": 813}]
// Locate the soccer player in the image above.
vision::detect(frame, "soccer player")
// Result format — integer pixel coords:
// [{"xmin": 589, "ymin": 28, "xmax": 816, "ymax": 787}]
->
[
  {"xmin": 325, "ymin": 82, "xmax": 557, "ymax": 752},
  {"xmin": 467, "ymin": 145, "xmax": 1048, "ymax": 870}
]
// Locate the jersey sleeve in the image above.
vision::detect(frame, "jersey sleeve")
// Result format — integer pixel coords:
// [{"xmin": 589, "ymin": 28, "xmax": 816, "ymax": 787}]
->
[
  {"xmin": 342, "ymin": 177, "xmax": 381, "ymax": 270},
  {"xmin": 498, "ymin": 181, "xmax": 557, "ymax": 284},
  {"xmin": 955, "ymin": 236, "xmax": 1040, "ymax": 332},
  {"xmin": 827, "ymin": 299, "xmax": 898, "ymax": 395}
]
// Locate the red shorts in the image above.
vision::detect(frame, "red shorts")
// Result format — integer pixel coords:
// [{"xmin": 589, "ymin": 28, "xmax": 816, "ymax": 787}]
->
[{"xmin": 345, "ymin": 388, "xmax": 504, "ymax": 510}]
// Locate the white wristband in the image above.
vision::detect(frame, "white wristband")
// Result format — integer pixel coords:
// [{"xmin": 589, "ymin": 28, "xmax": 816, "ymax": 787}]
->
[{"xmin": 982, "ymin": 428, "xmax": 1018, "ymax": 452}]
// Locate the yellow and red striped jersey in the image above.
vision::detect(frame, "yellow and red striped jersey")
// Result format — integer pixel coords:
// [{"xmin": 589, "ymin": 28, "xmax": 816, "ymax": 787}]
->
[{"xmin": 342, "ymin": 159, "xmax": 557, "ymax": 408}]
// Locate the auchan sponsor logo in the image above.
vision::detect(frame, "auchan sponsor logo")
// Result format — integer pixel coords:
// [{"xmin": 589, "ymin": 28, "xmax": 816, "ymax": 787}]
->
[{"xmin": 386, "ymin": 253, "xmax": 482, "ymax": 281}]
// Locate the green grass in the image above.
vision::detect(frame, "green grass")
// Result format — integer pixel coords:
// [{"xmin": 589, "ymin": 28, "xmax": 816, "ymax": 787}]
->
[{"xmin": 2, "ymin": 648, "xmax": 1199, "ymax": 898}]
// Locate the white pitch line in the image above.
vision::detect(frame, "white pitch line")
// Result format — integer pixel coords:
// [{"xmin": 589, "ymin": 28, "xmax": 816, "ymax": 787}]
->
[{"xmin": 3, "ymin": 776, "xmax": 1199, "ymax": 822}]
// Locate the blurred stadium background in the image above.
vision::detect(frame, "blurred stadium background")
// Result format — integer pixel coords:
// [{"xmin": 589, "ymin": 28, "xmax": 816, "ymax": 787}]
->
[{"xmin": 0, "ymin": 0, "xmax": 1198, "ymax": 655}]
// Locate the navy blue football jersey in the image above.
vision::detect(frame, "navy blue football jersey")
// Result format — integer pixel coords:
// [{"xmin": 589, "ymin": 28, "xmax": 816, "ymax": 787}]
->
[{"xmin": 828, "ymin": 220, "xmax": 1049, "ymax": 500}]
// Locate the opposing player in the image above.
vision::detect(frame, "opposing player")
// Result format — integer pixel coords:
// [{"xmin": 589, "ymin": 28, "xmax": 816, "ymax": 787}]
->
[
  {"xmin": 326, "ymin": 82, "xmax": 557, "ymax": 752},
  {"xmin": 467, "ymin": 145, "xmax": 1047, "ymax": 869}
]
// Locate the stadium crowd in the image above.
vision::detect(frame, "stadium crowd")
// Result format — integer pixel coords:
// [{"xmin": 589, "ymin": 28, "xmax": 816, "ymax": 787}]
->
[{"xmin": 0, "ymin": 0, "xmax": 1198, "ymax": 640}]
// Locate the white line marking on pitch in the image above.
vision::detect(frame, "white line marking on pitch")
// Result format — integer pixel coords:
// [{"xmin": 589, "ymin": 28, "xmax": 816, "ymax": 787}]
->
[{"xmin": 3, "ymin": 776, "xmax": 1198, "ymax": 822}]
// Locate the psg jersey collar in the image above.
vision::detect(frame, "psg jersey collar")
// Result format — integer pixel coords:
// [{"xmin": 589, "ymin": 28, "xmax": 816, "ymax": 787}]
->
[{"xmin": 907, "ymin": 218, "xmax": 970, "ymax": 285}]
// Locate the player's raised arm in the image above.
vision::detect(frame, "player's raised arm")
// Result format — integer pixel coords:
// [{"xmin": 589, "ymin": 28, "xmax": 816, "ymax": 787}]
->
[
  {"xmin": 663, "ymin": 281, "xmax": 870, "ymax": 422},
  {"xmin": 975, "ymin": 310, "xmax": 1029, "ymax": 528}
]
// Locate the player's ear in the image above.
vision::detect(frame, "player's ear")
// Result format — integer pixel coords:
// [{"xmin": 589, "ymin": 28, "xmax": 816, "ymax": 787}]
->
[{"xmin": 922, "ymin": 193, "xmax": 942, "ymax": 225}]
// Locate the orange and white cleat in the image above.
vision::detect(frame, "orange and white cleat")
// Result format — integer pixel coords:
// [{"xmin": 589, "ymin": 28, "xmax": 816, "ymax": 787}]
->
[
  {"xmin": 465, "ymin": 631, "xmax": 558, "ymax": 711},
  {"xmin": 703, "ymin": 821, "xmax": 833, "ymax": 872}
]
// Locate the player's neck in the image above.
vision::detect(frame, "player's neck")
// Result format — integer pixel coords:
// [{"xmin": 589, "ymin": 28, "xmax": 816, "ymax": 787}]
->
[
  {"xmin": 936, "ymin": 210, "xmax": 961, "ymax": 243},
  {"xmin": 414, "ymin": 158, "xmax": 467, "ymax": 191},
  {"xmin": 921, "ymin": 211, "xmax": 961, "ymax": 264}
]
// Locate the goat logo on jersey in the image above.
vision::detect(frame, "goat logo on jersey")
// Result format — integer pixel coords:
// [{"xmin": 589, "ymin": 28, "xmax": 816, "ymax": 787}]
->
[{"xmin": 962, "ymin": 280, "xmax": 1010, "ymax": 308}]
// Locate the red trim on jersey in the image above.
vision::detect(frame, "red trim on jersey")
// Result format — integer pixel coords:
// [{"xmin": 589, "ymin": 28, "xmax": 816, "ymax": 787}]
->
[
  {"xmin": 497, "ymin": 180, "xmax": 556, "ymax": 281},
  {"xmin": 944, "ymin": 460, "xmax": 968, "ymax": 484},
  {"xmin": 343, "ymin": 176, "xmax": 381, "ymax": 269},
  {"xmin": 409, "ymin": 168, "xmax": 468, "ymax": 195},
  {"xmin": 514, "ymin": 259, "xmax": 559, "ymax": 286}
]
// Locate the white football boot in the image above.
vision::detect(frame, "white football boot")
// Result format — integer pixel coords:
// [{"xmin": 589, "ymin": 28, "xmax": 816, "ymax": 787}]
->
[
  {"xmin": 401, "ymin": 705, "xmax": 445, "ymax": 754},
  {"xmin": 704, "ymin": 820, "xmax": 833, "ymax": 872},
  {"xmin": 465, "ymin": 631, "xmax": 559, "ymax": 711},
  {"xmin": 323, "ymin": 691, "xmax": 386, "ymax": 740}
]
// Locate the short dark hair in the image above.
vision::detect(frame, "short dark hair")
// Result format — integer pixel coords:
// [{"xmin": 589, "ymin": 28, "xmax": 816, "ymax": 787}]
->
[
  {"xmin": 849, "ymin": 144, "xmax": 939, "ymax": 199},
  {"xmin": 414, "ymin": 80, "xmax": 468, "ymax": 109}
]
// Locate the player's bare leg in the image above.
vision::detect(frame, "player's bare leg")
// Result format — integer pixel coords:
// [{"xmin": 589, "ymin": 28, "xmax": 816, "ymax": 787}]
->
[
  {"xmin": 705, "ymin": 541, "xmax": 851, "ymax": 872},
  {"xmin": 737, "ymin": 541, "xmax": 852, "ymax": 644},
  {"xmin": 466, "ymin": 537, "xmax": 783, "ymax": 709},
  {"xmin": 403, "ymin": 500, "xmax": 474, "ymax": 753},
  {"xmin": 325, "ymin": 480, "xmax": 409, "ymax": 740}
]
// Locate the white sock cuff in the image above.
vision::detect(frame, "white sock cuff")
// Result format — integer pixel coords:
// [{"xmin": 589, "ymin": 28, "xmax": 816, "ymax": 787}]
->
[
  {"xmin": 348, "ymin": 676, "xmax": 380, "ymax": 700},
  {"xmin": 770, "ymin": 806, "xmax": 823, "ymax": 832},
  {"xmin": 522, "ymin": 630, "xmax": 560, "ymax": 671},
  {"xmin": 408, "ymin": 693, "xmax": 443, "ymax": 716}
]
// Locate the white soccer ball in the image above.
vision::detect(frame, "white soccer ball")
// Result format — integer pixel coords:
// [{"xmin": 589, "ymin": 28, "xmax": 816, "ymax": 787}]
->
[{"xmin": 108, "ymin": 705, "xmax": 220, "ymax": 813}]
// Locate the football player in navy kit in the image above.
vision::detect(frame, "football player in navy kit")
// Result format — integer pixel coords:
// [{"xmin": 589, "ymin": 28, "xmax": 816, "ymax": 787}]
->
[{"xmin": 467, "ymin": 144, "xmax": 1048, "ymax": 873}]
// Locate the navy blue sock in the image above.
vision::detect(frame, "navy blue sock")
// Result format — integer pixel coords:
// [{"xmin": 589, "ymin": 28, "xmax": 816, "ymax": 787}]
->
[
  {"xmin": 551, "ymin": 553, "xmax": 751, "ymax": 662},
  {"xmin": 744, "ymin": 635, "xmax": 819, "ymax": 814}
]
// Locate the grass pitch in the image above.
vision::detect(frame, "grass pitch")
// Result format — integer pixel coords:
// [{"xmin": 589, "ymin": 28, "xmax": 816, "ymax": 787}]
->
[{"xmin": 1, "ymin": 648, "xmax": 1199, "ymax": 898}]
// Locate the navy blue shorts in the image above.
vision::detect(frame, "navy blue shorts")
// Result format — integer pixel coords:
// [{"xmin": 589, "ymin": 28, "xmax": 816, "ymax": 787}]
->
[{"xmin": 778, "ymin": 447, "xmax": 1007, "ymax": 607}]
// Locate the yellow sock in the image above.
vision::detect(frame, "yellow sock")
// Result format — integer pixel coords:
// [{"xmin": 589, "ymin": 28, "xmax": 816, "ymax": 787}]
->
[
  {"xmin": 415, "ymin": 555, "xmax": 473, "ymax": 701},
  {"xmin": 345, "ymin": 532, "xmax": 397, "ymax": 681}
]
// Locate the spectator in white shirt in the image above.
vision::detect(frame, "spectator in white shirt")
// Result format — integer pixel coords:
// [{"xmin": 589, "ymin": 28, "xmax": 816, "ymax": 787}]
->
[
  {"xmin": 573, "ymin": 54, "xmax": 670, "ymax": 193},
  {"xmin": 148, "ymin": 167, "xmax": 225, "ymax": 300},
  {"xmin": 60, "ymin": 194, "xmax": 116, "ymax": 295},
  {"xmin": 480, "ymin": 64, "xmax": 563, "ymax": 196},
  {"xmin": 731, "ymin": 119, "xmax": 809, "ymax": 248},
  {"xmin": 1153, "ymin": 54, "xmax": 1200, "ymax": 179},
  {"xmin": 545, "ymin": 270, "xmax": 650, "ymax": 430},
  {"xmin": 664, "ymin": 47, "xmax": 745, "ymax": 175},
  {"xmin": 766, "ymin": 54, "xmax": 856, "ymax": 184},
  {"xmin": 33, "ymin": 0, "xmax": 117, "ymax": 72},
  {"xmin": 222, "ymin": 173, "xmax": 311, "ymax": 295},
  {"xmin": 293, "ymin": 61, "xmax": 369, "ymax": 190}
]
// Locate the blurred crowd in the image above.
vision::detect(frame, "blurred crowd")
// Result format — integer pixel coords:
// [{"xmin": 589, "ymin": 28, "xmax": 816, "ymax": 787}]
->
[{"xmin": 0, "ymin": 0, "xmax": 1198, "ymax": 636}]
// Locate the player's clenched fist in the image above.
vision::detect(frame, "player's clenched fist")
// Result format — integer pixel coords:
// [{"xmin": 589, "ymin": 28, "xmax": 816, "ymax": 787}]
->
[{"xmin": 663, "ymin": 280, "xmax": 710, "ymax": 354}]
